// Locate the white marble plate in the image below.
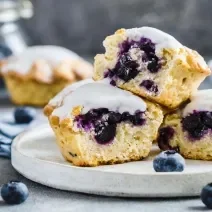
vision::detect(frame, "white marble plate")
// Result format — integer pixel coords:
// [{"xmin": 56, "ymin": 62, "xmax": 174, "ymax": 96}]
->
[{"xmin": 12, "ymin": 124, "xmax": 212, "ymax": 197}]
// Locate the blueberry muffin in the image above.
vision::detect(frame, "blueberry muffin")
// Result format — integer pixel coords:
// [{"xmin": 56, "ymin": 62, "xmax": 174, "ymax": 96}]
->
[
  {"xmin": 94, "ymin": 27, "xmax": 210, "ymax": 109},
  {"xmin": 157, "ymin": 89, "xmax": 212, "ymax": 160},
  {"xmin": 1, "ymin": 45, "xmax": 93, "ymax": 106},
  {"xmin": 44, "ymin": 83, "xmax": 163, "ymax": 166}
]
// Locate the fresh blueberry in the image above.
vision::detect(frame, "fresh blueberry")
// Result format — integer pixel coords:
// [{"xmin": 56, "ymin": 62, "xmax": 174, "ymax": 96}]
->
[
  {"xmin": 14, "ymin": 107, "xmax": 36, "ymax": 124},
  {"xmin": 0, "ymin": 122, "xmax": 26, "ymax": 139},
  {"xmin": 94, "ymin": 122, "xmax": 116, "ymax": 144},
  {"xmin": 153, "ymin": 150, "xmax": 185, "ymax": 172},
  {"xmin": 0, "ymin": 144, "xmax": 11, "ymax": 158},
  {"xmin": 201, "ymin": 183, "xmax": 212, "ymax": 209},
  {"xmin": 0, "ymin": 134, "xmax": 12, "ymax": 145},
  {"xmin": 0, "ymin": 44, "xmax": 12, "ymax": 59},
  {"xmin": 1, "ymin": 181, "xmax": 29, "ymax": 205},
  {"xmin": 140, "ymin": 80, "xmax": 158, "ymax": 93},
  {"xmin": 157, "ymin": 127, "xmax": 175, "ymax": 150}
]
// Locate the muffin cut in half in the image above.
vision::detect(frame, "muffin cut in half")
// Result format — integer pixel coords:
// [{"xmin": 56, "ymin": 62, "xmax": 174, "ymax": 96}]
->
[
  {"xmin": 44, "ymin": 83, "xmax": 163, "ymax": 166},
  {"xmin": 157, "ymin": 90, "xmax": 212, "ymax": 160},
  {"xmin": 1, "ymin": 45, "xmax": 93, "ymax": 106},
  {"xmin": 94, "ymin": 27, "xmax": 210, "ymax": 109}
]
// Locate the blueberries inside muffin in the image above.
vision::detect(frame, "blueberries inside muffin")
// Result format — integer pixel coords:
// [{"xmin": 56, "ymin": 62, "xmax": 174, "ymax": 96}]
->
[
  {"xmin": 182, "ymin": 111, "xmax": 212, "ymax": 139},
  {"xmin": 140, "ymin": 80, "xmax": 158, "ymax": 93},
  {"xmin": 105, "ymin": 37, "xmax": 162, "ymax": 85},
  {"xmin": 75, "ymin": 108, "xmax": 145, "ymax": 144},
  {"xmin": 157, "ymin": 126, "xmax": 176, "ymax": 150}
]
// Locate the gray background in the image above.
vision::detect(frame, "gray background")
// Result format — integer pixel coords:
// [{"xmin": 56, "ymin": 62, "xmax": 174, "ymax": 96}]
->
[{"xmin": 22, "ymin": 0, "xmax": 212, "ymax": 58}]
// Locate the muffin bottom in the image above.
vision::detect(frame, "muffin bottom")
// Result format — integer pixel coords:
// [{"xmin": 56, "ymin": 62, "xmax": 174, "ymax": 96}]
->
[
  {"xmin": 4, "ymin": 75, "xmax": 71, "ymax": 106},
  {"xmin": 47, "ymin": 101, "xmax": 163, "ymax": 167}
]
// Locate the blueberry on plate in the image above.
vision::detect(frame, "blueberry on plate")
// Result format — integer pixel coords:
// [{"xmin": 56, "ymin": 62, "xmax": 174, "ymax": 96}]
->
[
  {"xmin": 153, "ymin": 150, "xmax": 185, "ymax": 172},
  {"xmin": 1, "ymin": 181, "xmax": 29, "ymax": 204},
  {"xmin": 0, "ymin": 122, "xmax": 26, "ymax": 139},
  {"xmin": 14, "ymin": 107, "xmax": 36, "ymax": 124},
  {"xmin": 201, "ymin": 183, "xmax": 212, "ymax": 209},
  {"xmin": 0, "ymin": 144, "xmax": 11, "ymax": 158}
]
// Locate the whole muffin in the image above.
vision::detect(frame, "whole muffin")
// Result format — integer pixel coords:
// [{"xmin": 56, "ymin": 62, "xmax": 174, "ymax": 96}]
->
[
  {"xmin": 1, "ymin": 45, "xmax": 93, "ymax": 106},
  {"xmin": 93, "ymin": 27, "xmax": 210, "ymax": 109},
  {"xmin": 157, "ymin": 90, "xmax": 212, "ymax": 160},
  {"xmin": 44, "ymin": 83, "xmax": 163, "ymax": 166}
]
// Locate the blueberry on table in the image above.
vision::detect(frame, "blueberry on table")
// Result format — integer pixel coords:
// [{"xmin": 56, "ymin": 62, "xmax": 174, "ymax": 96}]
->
[
  {"xmin": 153, "ymin": 150, "xmax": 185, "ymax": 172},
  {"xmin": 201, "ymin": 183, "xmax": 212, "ymax": 209},
  {"xmin": 1, "ymin": 181, "xmax": 29, "ymax": 205},
  {"xmin": 0, "ymin": 44, "xmax": 12, "ymax": 59},
  {"xmin": 0, "ymin": 122, "xmax": 26, "ymax": 139},
  {"xmin": 14, "ymin": 107, "xmax": 36, "ymax": 124},
  {"xmin": 0, "ymin": 144, "xmax": 11, "ymax": 158}
]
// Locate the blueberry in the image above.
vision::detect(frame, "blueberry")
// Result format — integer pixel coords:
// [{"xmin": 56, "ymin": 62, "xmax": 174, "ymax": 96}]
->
[
  {"xmin": 157, "ymin": 127, "xmax": 175, "ymax": 150},
  {"xmin": 0, "ymin": 44, "xmax": 12, "ymax": 59},
  {"xmin": 0, "ymin": 134, "xmax": 12, "ymax": 145},
  {"xmin": 116, "ymin": 66, "xmax": 139, "ymax": 82},
  {"xmin": 153, "ymin": 150, "xmax": 185, "ymax": 172},
  {"xmin": 84, "ymin": 110, "xmax": 100, "ymax": 120},
  {"xmin": 14, "ymin": 107, "xmax": 36, "ymax": 124},
  {"xmin": 110, "ymin": 80, "xmax": 116, "ymax": 86},
  {"xmin": 94, "ymin": 122, "xmax": 116, "ymax": 144},
  {"xmin": 121, "ymin": 112, "xmax": 133, "ymax": 122},
  {"xmin": 182, "ymin": 113, "xmax": 202, "ymax": 131},
  {"xmin": 139, "ymin": 38, "xmax": 155, "ymax": 53},
  {"xmin": 0, "ymin": 144, "xmax": 11, "ymax": 158},
  {"xmin": 202, "ymin": 112, "xmax": 212, "ymax": 128},
  {"xmin": 140, "ymin": 80, "xmax": 158, "ymax": 93},
  {"xmin": 94, "ymin": 108, "xmax": 109, "ymax": 115},
  {"xmin": 0, "ymin": 122, "xmax": 26, "ymax": 139},
  {"xmin": 201, "ymin": 183, "xmax": 212, "ymax": 209},
  {"xmin": 182, "ymin": 113, "xmax": 206, "ymax": 139},
  {"xmin": 108, "ymin": 112, "xmax": 122, "ymax": 124},
  {"xmin": 147, "ymin": 57, "xmax": 160, "ymax": 73},
  {"xmin": 132, "ymin": 112, "xmax": 145, "ymax": 126},
  {"xmin": 1, "ymin": 181, "xmax": 29, "ymax": 204}
]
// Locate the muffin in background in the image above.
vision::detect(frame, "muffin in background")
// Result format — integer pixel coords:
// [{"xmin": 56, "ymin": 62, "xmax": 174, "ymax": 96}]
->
[{"xmin": 1, "ymin": 45, "xmax": 93, "ymax": 106}]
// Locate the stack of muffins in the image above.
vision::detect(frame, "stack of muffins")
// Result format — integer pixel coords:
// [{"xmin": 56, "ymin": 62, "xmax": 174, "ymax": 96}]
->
[{"xmin": 44, "ymin": 27, "xmax": 212, "ymax": 166}]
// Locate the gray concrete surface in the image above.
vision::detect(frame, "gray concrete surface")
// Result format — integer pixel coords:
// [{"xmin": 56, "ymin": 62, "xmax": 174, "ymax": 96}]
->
[{"xmin": 0, "ymin": 106, "xmax": 208, "ymax": 212}]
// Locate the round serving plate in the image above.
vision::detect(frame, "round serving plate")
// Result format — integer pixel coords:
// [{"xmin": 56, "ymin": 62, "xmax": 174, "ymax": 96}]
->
[{"xmin": 11, "ymin": 124, "xmax": 212, "ymax": 197}]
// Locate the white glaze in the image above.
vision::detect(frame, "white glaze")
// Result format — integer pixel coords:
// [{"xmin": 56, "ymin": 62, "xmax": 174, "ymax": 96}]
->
[
  {"xmin": 183, "ymin": 89, "xmax": 212, "ymax": 116},
  {"xmin": 49, "ymin": 79, "xmax": 94, "ymax": 107},
  {"xmin": 2, "ymin": 45, "xmax": 80, "ymax": 75},
  {"xmin": 126, "ymin": 27, "xmax": 182, "ymax": 55},
  {"xmin": 52, "ymin": 83, "xmax": 147, "ymax": 120}
]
